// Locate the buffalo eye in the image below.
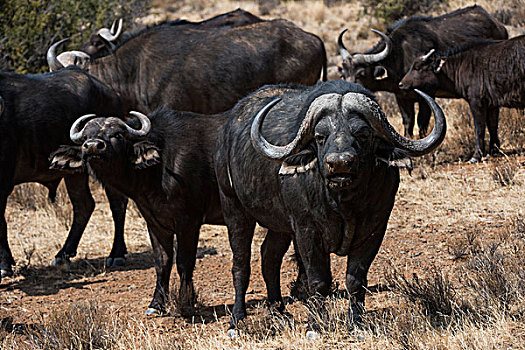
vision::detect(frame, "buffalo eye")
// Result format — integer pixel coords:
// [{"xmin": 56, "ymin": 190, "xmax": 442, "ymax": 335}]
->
[{"xmin": 314, "ymin": 133, "xmax": 327, "ymax": 145}]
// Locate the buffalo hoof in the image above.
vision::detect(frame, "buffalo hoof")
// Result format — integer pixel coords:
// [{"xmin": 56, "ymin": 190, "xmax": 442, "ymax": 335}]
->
[
  {"xmin": 106, "ymin": 257, "xmax": 126, "ymax": 267},
  {"xmin": 145, "ymin": 307, "xmax": 163, "ymax": 316},
  {"xmin": 50, "ymin": 256, "xmax": 71, "ymax": 266},
  {"xmin": 227, "ymin": 329, "xmax": 239, "ymax": 339},
  {"xmin": 306, "ymin": 330, "xmax": 320, "ymax": 340},
  {"xmin": 1, "ymin": 268, "xmax": 13, "ymax": 278},
  {"xmin": 468, "ymin": 156, "xmax": 481, "ymax": 164}
]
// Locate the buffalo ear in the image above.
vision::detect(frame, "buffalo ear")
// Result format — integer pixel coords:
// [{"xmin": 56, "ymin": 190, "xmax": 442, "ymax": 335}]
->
[
  {"xmin": 132, "ymin": 141, "xmax": 161, "ymax": 169},
  {"xmin": 375, "ymin": 144, "xmax": 413, "ymax": 172},
  {"xmin": 49, "ymin": 145, "xmax": 85, "ymax": 173}
]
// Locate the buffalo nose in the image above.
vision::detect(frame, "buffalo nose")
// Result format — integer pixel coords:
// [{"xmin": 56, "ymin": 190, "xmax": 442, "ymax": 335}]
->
[
  {"xmin": 82, "ymin": 139, "xmax": 106, "ymax": 154},
  {"xmin": 325, "ymin": 152, "xmax": 355, "ymax": 173}
]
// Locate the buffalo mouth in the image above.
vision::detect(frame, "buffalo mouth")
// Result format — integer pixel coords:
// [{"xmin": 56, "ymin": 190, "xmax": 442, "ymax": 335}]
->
[{"xmin": 327, "ymin": 173, "xmax": 355, "ymax": 188}]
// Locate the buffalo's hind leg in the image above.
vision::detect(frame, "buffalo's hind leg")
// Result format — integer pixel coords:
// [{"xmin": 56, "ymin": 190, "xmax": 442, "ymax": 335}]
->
[
  {"xmin": 0, "ymin": 187, "xmax": 15, "ymax": 278},
  {"xmin": 174, "ymin": 218, "xmax": 201, "ymax": 318},
  {"xmin": 52, "ymin": 174, "xmax": 94, "ymax": 265},
  {"xmin": 261, "ymin": 230, "xmax": 292, "ymax": 314},
  {"xmin": 104, "ymin": 186, "xmax": 128, "ymax": 267}
]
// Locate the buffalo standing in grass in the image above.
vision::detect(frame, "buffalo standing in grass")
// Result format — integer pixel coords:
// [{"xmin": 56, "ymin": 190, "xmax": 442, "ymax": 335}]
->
[
  {"xmin": 48, "ymin": 15, "xmax": 327, "ymax": 114},
  {"xmin": 0, "ymin": 68, "xmax": 124, "ymax": 281},
  {"xmin": 338, "ymin": 5, "xmax": 507, "ymax": 138},
  {"xmin": 400, "ymin": 35, "xmax": 525, "ymax": 162},
  {"xmin": 50, "ymin": 109, "xmax": 226, "ymax": 316},
  {"xmin": 214, "ymin": 81, "xmax": 446, "ymax": 335}
]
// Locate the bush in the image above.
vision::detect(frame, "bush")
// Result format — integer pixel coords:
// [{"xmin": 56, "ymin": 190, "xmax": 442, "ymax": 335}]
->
[
  {"xmin": 362, "ymin": 0, "xmax": 448, "ymax": 25},
  {"xmin": 0, "ymin": 0, "xmax": 150, "ymax": 74}
]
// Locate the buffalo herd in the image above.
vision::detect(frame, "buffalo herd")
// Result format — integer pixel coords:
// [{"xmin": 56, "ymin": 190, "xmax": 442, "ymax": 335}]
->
[{"xmin": 0, "ymin": 5, "xmax": 521, "ymax": 336}]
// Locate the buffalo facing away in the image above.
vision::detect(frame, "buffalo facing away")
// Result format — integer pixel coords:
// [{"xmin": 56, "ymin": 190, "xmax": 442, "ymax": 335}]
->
[
  {"xmin": 338, "ymin": 5, "xmax": 507, "ymax": 138},
  {"xmin": 48, "ymin": 13, "xmax": 327, "ymax": 114},
  {"xmin": 57, "ymin": 9, "xmax": 264, "ymax": 67},
  {"xmin": 50, "ymin": 109, "xmax": 226, "ymax": 316},
  {"xmin": 214, "ymin": 81, "xmax": 446, "ymax": 334},
  {"xmin": 400, "ymin": 35, "xmax": 525, "ymax": 162},
  {"xmin": 0, "ymin": 68, "xmax": 125, "ymax": 281}
]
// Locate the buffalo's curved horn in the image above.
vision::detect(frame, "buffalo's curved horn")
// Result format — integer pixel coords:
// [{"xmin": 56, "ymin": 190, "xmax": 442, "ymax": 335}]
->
[
  {"xmin": 98, "ymin": 18, "xmax": 123, "ymax": 42},
  {"xmin": 126, "ymin": 111, "xmax": 151, "ymax": 139},
  {"xmin": 97, "ymin": 34, "xmax": 116, "ymax": 50},
  {"xmin": 47, "ymin": 38, "xmax": 69, "ymax": 71},
  {"xmin": 342, "ymin": 90, "xmax": 446, "ymax": 157},
  {"xmin": 351, "ymin": 29, "xmax": 391, "ymax": 65},
  {"xmin": 251, "ymin": 94, "xmax": 342, "ymax": 161},
  {"xmin": 421, "ymin": 49, "xmax": 436, "ymax": 62},
  {"xmin": 338, "ymin": 29, "xmax": 351, "ymax": 62},
  {"xmin": 70, "ymin": 114, "xmax": 97, "ymax": 144}
]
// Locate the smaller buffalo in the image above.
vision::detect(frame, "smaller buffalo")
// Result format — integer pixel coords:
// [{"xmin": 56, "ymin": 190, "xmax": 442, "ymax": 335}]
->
[
  {"xmin": 50, "ymin": 109, "xmax": 226, "ymax": 316},
  {"xmin": 214, "ymin": 81, "xmax": 447, "ymax": 335},
  {"xmin": 399, "ymin": 35, "xmax": 525, "ymax": 162}
]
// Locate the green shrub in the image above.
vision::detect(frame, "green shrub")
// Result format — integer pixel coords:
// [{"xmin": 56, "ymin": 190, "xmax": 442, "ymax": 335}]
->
[
  {"xmin": 362, "ymin": 0, "xmax": 448, "ymax": 25},
  {"xmin": 0, "ymin": 0, "xmax": 150, "ymax": 74}
]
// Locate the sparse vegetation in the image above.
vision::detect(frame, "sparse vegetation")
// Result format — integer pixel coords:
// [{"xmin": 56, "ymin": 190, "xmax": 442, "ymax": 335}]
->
[
  {"xmin": 362, "ymin": 0, "xmax": 448, "ymax": 25},
  {"xmin": 0, "ymin": 0, "xmax": 150, "ymax": 73}
]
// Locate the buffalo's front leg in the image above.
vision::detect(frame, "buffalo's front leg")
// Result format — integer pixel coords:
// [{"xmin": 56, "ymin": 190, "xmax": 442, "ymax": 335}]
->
[
  {"xmin": 146, "ymin": 224, "xmax": 174, "ymax": 315},
  {"xmin": 104, "ymin": 186, "xmax": 128, "ymax": 267},
  {"xmin": 290, "ymin": 236, "xmax": 309, "ymax": 301},
  {"xmin": 293, "ymin": 228, "xmax": 332, "ymax": 333},
  {"xmin": 416, "ymin": 96, "xmax": 431, "ymax": 138},
  {"xmin": 223, "ymin": 196, "xmax": 256, "ymax": 332},
  {"xmin": 396, "ymin": 95, "xmax": 416, "ymax": 138},
  {"xmin": 52, "ymin": 174, "xmax": 95, "ymax": 265},
  {"xmin": 261, "ymin": 230, "xmax": 292, "ymax": 313},
  {"xmin": 345, "ymin": 221, "xmax": 389, "ymax": 329},
  {"xmin": 486, "ymin": 107, "xmax": 501, "ymax": 156},
  {"xmin": 174, "ymin": 219, "xmax": 201, "ymax": 317}
]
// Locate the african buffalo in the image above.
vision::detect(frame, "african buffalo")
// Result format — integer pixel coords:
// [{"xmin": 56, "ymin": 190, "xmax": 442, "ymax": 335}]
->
[
  {"xmin": 49, "ymin": 109, "xmax": 226, "ymax": 316},
  {"xmin": 400, "ymin": 35, "xmax": 525, "ymax": 162},
  {"xmin": 214, "ymin": 81, "xmax": 446, "ymax": 335},
  {"xmin": 61, "ymin": 8, "xmax": 262, "ymax": 65},
  {"xmin": 0, "ymin": 67, "xmax": 125, "ymax": 281},
  {"xmin": 338, "ymin": 5, "xmax": 507, "ymax": 138},
  {"xmin": 47, "ymin": 16, "xmax": 327, "ymax": 114}
]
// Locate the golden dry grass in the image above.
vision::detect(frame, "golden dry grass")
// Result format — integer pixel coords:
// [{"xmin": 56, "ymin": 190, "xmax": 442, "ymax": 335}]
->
[{"xmin": 2, "ymin": 0, "xmax": 525, "ymax": 349}]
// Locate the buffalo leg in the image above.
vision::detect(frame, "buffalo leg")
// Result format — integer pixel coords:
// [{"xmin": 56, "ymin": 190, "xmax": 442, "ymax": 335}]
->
[
  {"xmin": 468, "ymin": 100, "xmax": 487, "ymax": 163},
  {"xmin": 52, "ymin": 174, "xmax": 95, "ymax": 265},
  {"xmin": 487, "ymin": 107, "xmax": 501, "ymax": 156},
  {"xmin": 396, "ymin": 95, "xmax": 416, "ymax": 138},
  {"xmin": 293, "ymin": 227, "xmax": 332, "ymax": 333},
  {"xmin": 174, "ymin": 219, "xmax": 200, "ymax": 317},
  {"xmin": 417, "ymin": 96, "xmax": 431, "ymax": 138},
  {"xmin": 261, "ymin": 230, "xmax": 292, "ymax": 313},
  {"xmin": 223, "ymin": 198, "xmax": 256, "ymax": 330},
  {"xmin": 290, "ymin": 236, "xmax": 309, "ymax": 301},
  {"xmin": 104, "ymin": 186, "xmax": 128, "ymax": 267},
  {"xmin": 0, "ymin": 187, "xmax": 15, "ymax": 278},
  {"xmin": 345, "ymin": 221, "xmax": 388, "ymax": 329},
  {"xmin": 146, "ymin": 224, "xmax": 174, "ymax": 315}
]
